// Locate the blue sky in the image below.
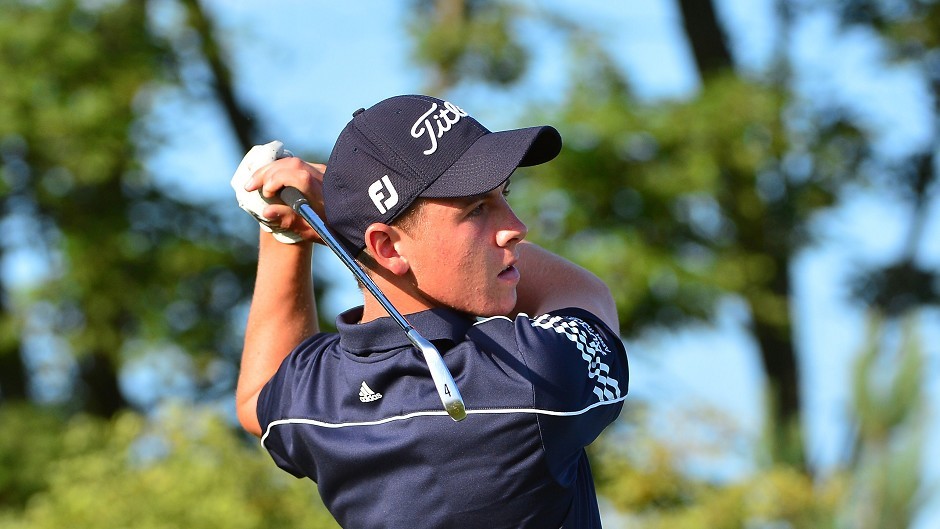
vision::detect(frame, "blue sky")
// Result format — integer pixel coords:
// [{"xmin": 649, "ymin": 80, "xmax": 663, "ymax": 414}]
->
[{"xmin": 138, "ymin": 0, "xmax": 940, "ymax": 525}]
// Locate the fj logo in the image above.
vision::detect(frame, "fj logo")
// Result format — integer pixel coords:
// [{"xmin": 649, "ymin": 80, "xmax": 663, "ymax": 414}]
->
[
  {"xmin": 368, "ymin": 175, "xmax": 399, "ymax": 214},
  {"xmin": 359, "ymin": 381, "xmax": 382, "ymax": 403}
]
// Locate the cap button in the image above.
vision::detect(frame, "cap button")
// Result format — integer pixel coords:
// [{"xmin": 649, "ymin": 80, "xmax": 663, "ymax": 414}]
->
[{"xmin": 352, "ymin": 108, "xmax": 365, "ymax": 117}]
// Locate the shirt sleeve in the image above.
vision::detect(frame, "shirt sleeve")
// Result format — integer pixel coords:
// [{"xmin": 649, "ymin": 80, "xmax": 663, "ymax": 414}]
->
[
  {"xmin": 514, "ymin": 307, "xmax": 629, "ymax": 485},
  {"xmin": 256, "ymin": 334, "xmax": 323, "ymax": 479}
]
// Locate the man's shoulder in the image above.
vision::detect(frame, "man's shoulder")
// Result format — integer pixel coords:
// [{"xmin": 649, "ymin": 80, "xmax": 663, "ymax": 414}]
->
[
  {"xmin": 469, "ymin": 307, "xmax": 627, "ymax": 399},
  {"xmin": 287, "ymin": 331, "xmax": 342, "ymax": 362},
  {"xmin": 470, "ymin": 308, "xmax": 618, "ymax": 347},
  {"xmin": 259, "ymin": 332, "xmax": 343, "ymax": 394}
]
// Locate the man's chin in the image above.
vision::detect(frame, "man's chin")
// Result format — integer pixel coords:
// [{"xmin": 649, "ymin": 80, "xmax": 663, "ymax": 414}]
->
[{"xmin": 472, "ymin": 299, "xmax": 518, "ymax": 319}]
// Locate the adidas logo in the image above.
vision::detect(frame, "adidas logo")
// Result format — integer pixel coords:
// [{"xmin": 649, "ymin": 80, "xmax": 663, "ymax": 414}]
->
[{"xmin": 359, "ymin": 381, "xmax": 383, "ymax": 403}]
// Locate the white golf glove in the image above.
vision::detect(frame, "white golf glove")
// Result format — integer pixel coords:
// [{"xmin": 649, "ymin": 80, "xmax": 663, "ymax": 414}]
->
[{"xmin": 230, "ymin": 140, "xmax": 303, "ymax": 244}]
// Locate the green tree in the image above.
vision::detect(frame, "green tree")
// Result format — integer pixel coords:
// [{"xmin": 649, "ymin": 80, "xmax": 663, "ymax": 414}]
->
[
  {"xmin": 0, "ymin": 406, "xmax": 339, "ymax": 528},
  {"xmin": 589, "ymin": 313, "xmax": 925, "ymax": 528},
  {"xmin": 0, "ymin": 0, "xmax": 264, "ymax": 416},
  {"xmin": 840, "ymin": 316, "xmax": 929, "ymax": 528},
  {"xmin": 0, "ymin": 405, "xmax": 69, "ymax": 508},
  {"xmin": 0, "ymin": 0, "xmax": 344, "ymax": 524},
  {"xmin": 834, "ymin": 0, "xmax": 940, "ymax": 314}
]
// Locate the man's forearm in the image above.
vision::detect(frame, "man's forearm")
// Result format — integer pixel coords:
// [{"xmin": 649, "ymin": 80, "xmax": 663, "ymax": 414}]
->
[
  {"xmin": 236, "ymin": 231, "xmax": 318, "ymax": 436},
  {"xmin": 512, "ymin": 241, "xmax": 620, "ymax": 335}
]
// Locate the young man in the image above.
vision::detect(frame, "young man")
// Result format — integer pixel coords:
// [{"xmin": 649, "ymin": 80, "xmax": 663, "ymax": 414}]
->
[{"xmin": 234, "ymin": 95, "xmax": 628, "ymax": 528}]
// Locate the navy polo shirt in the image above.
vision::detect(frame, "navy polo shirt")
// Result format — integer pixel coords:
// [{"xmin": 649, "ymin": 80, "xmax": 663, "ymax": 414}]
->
[{"xmin": 257, "ymin": 306, "xmax": 628, "ymax": 529}]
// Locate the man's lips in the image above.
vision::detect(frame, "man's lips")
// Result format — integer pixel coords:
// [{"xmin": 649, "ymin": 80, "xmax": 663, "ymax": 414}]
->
[{"xmin": 497, "ymin": 264, "xmax": 520, "ymax": 282}]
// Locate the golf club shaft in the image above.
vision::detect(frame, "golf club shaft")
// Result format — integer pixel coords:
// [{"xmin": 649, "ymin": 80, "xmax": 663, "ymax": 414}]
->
[{"xmin": 279, "ymin": 186, "xmax": 466, "ymax": 421}]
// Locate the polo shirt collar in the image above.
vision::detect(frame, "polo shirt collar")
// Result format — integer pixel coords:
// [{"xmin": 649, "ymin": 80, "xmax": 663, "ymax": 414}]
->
[{"xmin": 336, "ymin": 306, "xmax": 476, "ymax": 356}]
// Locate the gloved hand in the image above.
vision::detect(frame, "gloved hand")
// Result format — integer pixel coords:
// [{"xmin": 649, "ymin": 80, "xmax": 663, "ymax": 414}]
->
[{"xmin": 230, "ymin": 140, "xmax": 304, "ymax": 244}]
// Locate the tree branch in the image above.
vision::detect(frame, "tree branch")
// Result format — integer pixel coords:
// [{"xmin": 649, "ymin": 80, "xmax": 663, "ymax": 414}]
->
[{"xmin": 179, "ymin": 0, "xmax": 258, "ymax": 151}]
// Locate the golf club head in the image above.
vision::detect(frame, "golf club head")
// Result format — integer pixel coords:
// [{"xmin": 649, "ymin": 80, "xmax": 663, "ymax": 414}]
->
[{"xmin": 407, "ymin": 329, "xmax": 467, "ymax": 421}]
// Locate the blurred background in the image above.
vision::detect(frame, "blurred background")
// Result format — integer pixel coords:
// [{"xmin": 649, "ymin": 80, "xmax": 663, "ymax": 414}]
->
[{"xmin": 1, "ymin": 0, "xmax": 938, "ymax": 527}]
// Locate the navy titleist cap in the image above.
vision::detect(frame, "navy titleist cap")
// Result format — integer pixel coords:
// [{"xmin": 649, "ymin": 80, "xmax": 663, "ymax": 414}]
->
[{"xmin": 322, "ymin": 94, "xmax": 562, "ymax": 255}]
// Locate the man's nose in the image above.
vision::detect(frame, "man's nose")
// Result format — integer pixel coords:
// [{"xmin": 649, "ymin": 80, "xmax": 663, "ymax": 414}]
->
[{"xmin": 496, "ymin": 205, "xmax": 527, "ymax": 247}]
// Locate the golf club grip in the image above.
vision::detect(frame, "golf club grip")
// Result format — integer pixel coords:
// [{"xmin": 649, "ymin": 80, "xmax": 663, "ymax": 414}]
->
[{"xmin": 279, "ymin": 186, "xmax": 307, "ymax": 210}]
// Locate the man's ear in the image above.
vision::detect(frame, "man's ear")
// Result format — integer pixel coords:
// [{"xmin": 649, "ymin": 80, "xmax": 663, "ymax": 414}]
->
[{"xmin": 363, "ymin": 223, "xmax": 410, "ymax": 276}]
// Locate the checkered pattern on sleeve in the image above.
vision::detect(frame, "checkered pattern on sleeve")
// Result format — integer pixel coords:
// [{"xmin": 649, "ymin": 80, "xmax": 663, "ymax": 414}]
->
[{"xmin": 530, "ymin": 314, "xmax": 622, "ymax": 402}]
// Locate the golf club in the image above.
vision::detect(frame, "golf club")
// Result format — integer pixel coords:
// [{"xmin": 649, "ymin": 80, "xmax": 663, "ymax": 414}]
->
[{"xmin": 278, "ymin": 185, "xmax": 467, "ymax": 422}]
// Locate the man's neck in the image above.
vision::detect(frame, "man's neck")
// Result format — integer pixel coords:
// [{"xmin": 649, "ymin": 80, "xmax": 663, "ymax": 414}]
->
[{"xmin": 359, "ymin": 293, "xmax": 435, "ymax": 324}]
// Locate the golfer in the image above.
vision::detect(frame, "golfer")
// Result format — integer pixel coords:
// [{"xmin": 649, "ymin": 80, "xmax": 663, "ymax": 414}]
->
[{"xmin": 234, "ymin": 94, "xmax": 629, "ymax": 528}]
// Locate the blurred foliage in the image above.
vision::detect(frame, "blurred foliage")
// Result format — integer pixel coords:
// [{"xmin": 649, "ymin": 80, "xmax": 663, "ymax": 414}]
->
[
  {"xmin": 0, "ymin": 0, "xmax": 260, "ymax": 415},
  {"xmin": 588, "ymin": 315, "xmax": 926, "ymax": 529},
  {"xmin": 841, "ymin": 316, "xmax": 929, "ymax": 529},
  {"xmin": 408, "ymin": 0, "xmax": 529, "ymax": 91},
  {"xmin": 0, "ymin": 405, "xmax": 68, "ymax": 508},
  {"xmin": 0, "ymin": 405, "xmax": 339, "ymax": 528},
  {"xmin": 834, "ymin": 0, "xmax": 940, "ymax": 314},
  {"xmin": 516, "ymin": 72, "xmax": 863, "ymax": 334}
]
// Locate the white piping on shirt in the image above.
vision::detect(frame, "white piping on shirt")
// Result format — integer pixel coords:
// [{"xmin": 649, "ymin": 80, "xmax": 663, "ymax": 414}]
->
[
  {"xmin": 260, "ymin": 395, "xmax": 627, "ymax": 447},
  {"xmin": 472, "ymin": 314, "xmax": 516, "ymax": 325}
]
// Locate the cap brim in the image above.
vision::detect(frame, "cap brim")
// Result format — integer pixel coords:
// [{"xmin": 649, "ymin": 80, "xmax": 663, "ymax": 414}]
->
[{"xmin": 420, "ymin": 125, "xmax": 562, "ymax": 199}]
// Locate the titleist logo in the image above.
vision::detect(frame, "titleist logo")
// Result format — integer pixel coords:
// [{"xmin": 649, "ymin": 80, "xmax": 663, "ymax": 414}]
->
[{"xmin": 410, "ymin": 101, "xmax": 469, "ymax": 156}]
